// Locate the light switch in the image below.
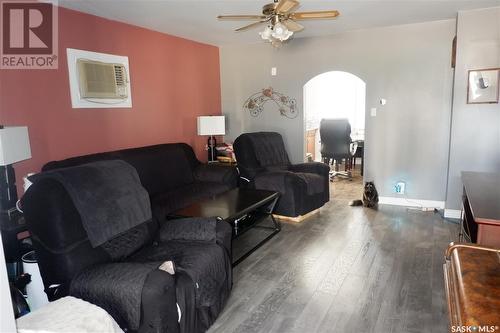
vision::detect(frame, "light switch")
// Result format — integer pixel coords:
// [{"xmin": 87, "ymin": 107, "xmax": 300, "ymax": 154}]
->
[
  {"xmin": 271, "ymin": 67, "xmax": 277, "ymax": 76},
  {"xmin": 371, "ymin": 108, "xmax": 377, "ymax": 117}
]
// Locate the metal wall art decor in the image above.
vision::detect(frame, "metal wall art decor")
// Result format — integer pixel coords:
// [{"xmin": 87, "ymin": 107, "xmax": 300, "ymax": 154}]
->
[{"xmin": 243, "ymin": 87, "xmax": 298, "ymax": 119}]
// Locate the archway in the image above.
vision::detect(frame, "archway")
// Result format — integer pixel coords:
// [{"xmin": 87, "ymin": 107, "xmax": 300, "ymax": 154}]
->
[{"xmin": 304, "ymin": 71, "xmax": 366, "ymax": 197}]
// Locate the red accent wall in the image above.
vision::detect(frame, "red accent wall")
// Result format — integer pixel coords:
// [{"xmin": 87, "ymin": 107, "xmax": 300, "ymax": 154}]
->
[{"xmin": 0, "ymin": 7, "xmax": 221, "ymax": 193}]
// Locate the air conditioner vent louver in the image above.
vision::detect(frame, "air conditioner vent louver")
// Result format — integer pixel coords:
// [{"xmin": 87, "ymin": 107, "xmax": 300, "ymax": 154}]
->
[
  {"xmin": 77, "ymin": 59, "xmax": 128, "ymax": 99},
  {"xmin": 114, "ymin": 65, "xmax": 125, "ymax": 86}
]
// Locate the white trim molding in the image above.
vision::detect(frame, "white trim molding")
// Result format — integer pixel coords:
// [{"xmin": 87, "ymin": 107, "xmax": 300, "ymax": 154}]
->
[
  {"xmin": 444, "ymin": 209, "xmax": 462, "ymax": 219},
  {"xmin": 378, "ymin": 197, "xmax": 445, "ymax": 209}
]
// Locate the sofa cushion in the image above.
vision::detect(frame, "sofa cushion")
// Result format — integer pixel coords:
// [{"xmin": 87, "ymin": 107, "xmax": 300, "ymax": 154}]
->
[
  {"xmin": 151, "ymin": 182, "xmax": 231, "ymax": 222},
  {"xmin": 117, "ymin": 144, "xmax": 195, "ymax": 196}
]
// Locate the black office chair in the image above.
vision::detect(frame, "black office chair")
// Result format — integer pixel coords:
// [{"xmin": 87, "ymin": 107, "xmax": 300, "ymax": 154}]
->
[{"xmin": 319, "ymin": 118, "xmax": 353, "ymax": 180}]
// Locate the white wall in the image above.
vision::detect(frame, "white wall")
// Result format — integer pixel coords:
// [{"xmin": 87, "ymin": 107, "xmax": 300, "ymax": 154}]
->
[
  {"xmin": 0, "ymin": 235, "xmax": 16, "ymax": 333},
  {"xmin": 220, "ymin": 19, "xmax": 455, "ymax": 201},
  {"xmin": 446, "ymin": 7, "xmax": 500, "ymax": 210}
]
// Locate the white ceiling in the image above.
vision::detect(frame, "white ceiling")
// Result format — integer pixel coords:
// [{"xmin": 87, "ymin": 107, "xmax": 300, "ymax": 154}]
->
[{"xmin": 58, "ymin": 0, "xmax": 500, "ymax": 46}]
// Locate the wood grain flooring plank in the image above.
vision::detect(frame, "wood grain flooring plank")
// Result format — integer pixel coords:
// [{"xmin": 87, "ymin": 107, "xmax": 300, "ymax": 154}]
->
[{"xmin": 208, "ymin": 187, "xmax": 459, "ymax": 333}]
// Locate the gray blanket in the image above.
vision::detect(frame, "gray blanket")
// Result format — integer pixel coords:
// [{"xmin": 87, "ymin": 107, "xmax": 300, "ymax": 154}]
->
[{"xmin": 30, "ymin": 160, "xmax": 151, "ymax": 247}]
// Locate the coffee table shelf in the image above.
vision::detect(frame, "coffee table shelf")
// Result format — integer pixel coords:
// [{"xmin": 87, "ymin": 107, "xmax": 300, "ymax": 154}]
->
[{"xmin": 170, "ymin": 188, "xmax": 280, "ymax": 266}]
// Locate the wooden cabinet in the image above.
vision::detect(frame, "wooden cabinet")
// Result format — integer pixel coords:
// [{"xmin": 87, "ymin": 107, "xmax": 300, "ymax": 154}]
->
[
  {"xmin": 461, "ymin": 172, "xmax": 500, "ymax": 247},
  {"xmin": 444, "ymin": 243, "xmax": 500, "ymax": 329},
  {"xmin": 306, "ymin": 129, "xmax": 317, "ymax": 161}
]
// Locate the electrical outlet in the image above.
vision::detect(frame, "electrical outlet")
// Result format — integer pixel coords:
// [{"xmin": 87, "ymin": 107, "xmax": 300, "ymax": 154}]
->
[
  {"xmin": 271, "ymin": 67, "xmax": 277, "ymax": 76},
  {"xmin": 370, "ymin": 108, "xmax": 377, "ymax": 117},
  {"xmin": 394, "ymin": 181, "xmax": 406, "ymax": 195}
]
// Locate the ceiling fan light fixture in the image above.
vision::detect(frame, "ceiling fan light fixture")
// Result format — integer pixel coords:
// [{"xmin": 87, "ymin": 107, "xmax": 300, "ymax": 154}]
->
[
  {"xmin": 259, "ymin": 26, "xmax": 273, "ymax": 40},
  {"xmin": 218, "ymin": 0, "xmax": 339, "ymax": 46},
  {"xmin": 271, "ymin": 22, "xmax": 293, "ymax": 41}
]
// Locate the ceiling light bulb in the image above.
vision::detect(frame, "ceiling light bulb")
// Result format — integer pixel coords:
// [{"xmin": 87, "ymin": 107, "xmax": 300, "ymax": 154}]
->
[
  {"xmin": 271, "ymin": 22, "xmax": 293, "ymax": 41},
  {"xmin": 259, "ymin": 26, "xmax": 273, "ymax": 41},
  {"xmin": 274, "ymin": 23, "xmax": 285, "ymax": 35}
]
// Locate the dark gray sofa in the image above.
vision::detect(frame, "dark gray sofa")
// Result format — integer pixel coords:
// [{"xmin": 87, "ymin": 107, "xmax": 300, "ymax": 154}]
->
[
  {"xmin": 42, "ymin": 143, "xmax": 238, "ymax": 223},
  {"xmin": 21, "ymin": 143, "xmax": 238, "ymax": 333}
]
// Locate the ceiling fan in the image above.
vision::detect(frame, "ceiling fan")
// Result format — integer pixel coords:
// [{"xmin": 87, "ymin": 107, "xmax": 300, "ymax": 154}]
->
[{"xmin": 217, "ymin": 0, "xmax": 340, "ymax": 46}]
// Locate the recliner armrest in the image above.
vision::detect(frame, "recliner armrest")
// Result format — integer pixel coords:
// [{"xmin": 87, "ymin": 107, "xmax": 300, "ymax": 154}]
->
[
  {"xmin": 160, "ymin": 217, "xmax": 218, "ymax": 243},
  {"xmin": 289, "ymin": 162, "xmax": 330, "ymax": 176},
  {"xmin": 193, "ymin": 164, "xmax": 238, "ymax": 187},
  {"xmin": 70, "ymin": 262, "xmax": 178, "ymax": 332}
]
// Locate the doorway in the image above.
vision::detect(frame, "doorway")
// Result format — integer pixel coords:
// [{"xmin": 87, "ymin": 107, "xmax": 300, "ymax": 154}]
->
[{"xmin": 304, "ymin": 71, "xmax": 366, "ymax": 200}]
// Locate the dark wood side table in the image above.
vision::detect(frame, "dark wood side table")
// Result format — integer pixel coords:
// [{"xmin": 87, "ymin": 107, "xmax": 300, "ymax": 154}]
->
[{"xmin": 461, "ymin": 171, "xmax": 500, "ymax": 247}]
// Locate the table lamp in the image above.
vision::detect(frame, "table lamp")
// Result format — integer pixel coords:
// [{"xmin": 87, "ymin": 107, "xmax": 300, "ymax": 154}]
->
[
  {"xmin": 0, "ymin": 126, "xmax": 32, "ymax": 214},
  {"xmin": 197, "ymin": 116, "xmax": 225, "ymax": 162}
]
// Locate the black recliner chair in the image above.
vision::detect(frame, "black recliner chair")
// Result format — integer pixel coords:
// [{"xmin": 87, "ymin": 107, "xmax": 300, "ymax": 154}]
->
[
  {"xmin": 22, "ymin": 160, "xmax": 232, "ymax": 333},
  {"xmin": 233, "ymin": 132, "xmax": 330, "ymax": 217},
  {"xmin": 319, "ymin": 118, "xmax": 353, "ymax": 180}
]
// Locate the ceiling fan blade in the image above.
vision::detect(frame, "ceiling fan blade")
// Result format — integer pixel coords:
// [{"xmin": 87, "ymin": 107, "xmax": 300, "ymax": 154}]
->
[
  {"xmin": 217, "ymin": 15, "xmax": 267, "ymax": 20},
  {"xmin": 275, "ymin": 0, "xmax": 300, "ymax": 14},
  {"xmin": 235, "ymin": 21, "xmax": 267, "ymax": 32},
  {"xmin": 291, "ymin": 10, "xmax": 340, "ymax": 20},
  {"xmin": 283, "ymin": 19, "xmax": 304, "ymax": 32}
]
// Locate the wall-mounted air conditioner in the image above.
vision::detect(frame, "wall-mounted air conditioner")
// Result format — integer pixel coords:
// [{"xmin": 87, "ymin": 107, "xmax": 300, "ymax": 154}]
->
[
  {"xmin": 67, "ymin": 48, "xmax": 132, "ymax": 109},
  {"xmin": 77, "ymin": 59, "xmax": 128, "ymax": 99}
]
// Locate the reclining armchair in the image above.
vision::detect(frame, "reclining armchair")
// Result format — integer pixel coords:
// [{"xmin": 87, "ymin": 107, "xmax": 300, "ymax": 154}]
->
[
  {"xmin": 234, "ymin": 132, "xmax": 330, "ymax": 217},
  {"xmin": 22, "ymin": 160, "xmax": 232, "ymax": 333}
]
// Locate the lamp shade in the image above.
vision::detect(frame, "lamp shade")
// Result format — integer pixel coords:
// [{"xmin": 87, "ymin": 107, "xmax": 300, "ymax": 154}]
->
[
  {"xmin": 197, "ymin": 116, "xmax": 225, "ymax": 136},
  {"xmin": 0, "ymin": 126, "xmax": 32, "ymax": 166}
]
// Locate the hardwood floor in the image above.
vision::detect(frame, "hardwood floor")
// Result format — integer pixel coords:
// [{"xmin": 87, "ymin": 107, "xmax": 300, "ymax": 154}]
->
[
  {"xmin": 209, "ymin": 186, "xmax": 459, "ymax": 333},
  {"xmin": 330, "ymin": 160, "xmax": 364, "ymax": 200}
]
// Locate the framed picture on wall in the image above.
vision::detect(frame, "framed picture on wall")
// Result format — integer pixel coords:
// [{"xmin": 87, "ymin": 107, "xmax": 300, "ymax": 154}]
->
[{"xmin": 467, "ymin": 68, "xmax": 500, "ymax": 104}]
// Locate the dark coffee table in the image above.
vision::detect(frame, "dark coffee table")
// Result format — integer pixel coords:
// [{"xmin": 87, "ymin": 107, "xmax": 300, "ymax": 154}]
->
[{"xmin": 170, "ymin": 188, "xmax": 280, "ymax": 266}]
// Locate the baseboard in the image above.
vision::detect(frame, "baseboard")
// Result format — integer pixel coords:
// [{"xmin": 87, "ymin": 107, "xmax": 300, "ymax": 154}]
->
[
  {"xmin": 378, "ymin": 197, "xmax": 445, "ymax": 209},
  {"xmin": 444, "ymin": 209, "xmax": 461, "ymax": 219},
  {"xmin": 273, "ymin": 208, "xmax": 320, "ymax": 223}
]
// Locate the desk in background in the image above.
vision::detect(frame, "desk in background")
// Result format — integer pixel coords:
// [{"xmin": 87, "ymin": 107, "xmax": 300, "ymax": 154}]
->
[{"xmin": 351, "ymin": 139, "xmax": 364, "ymax": 176}]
